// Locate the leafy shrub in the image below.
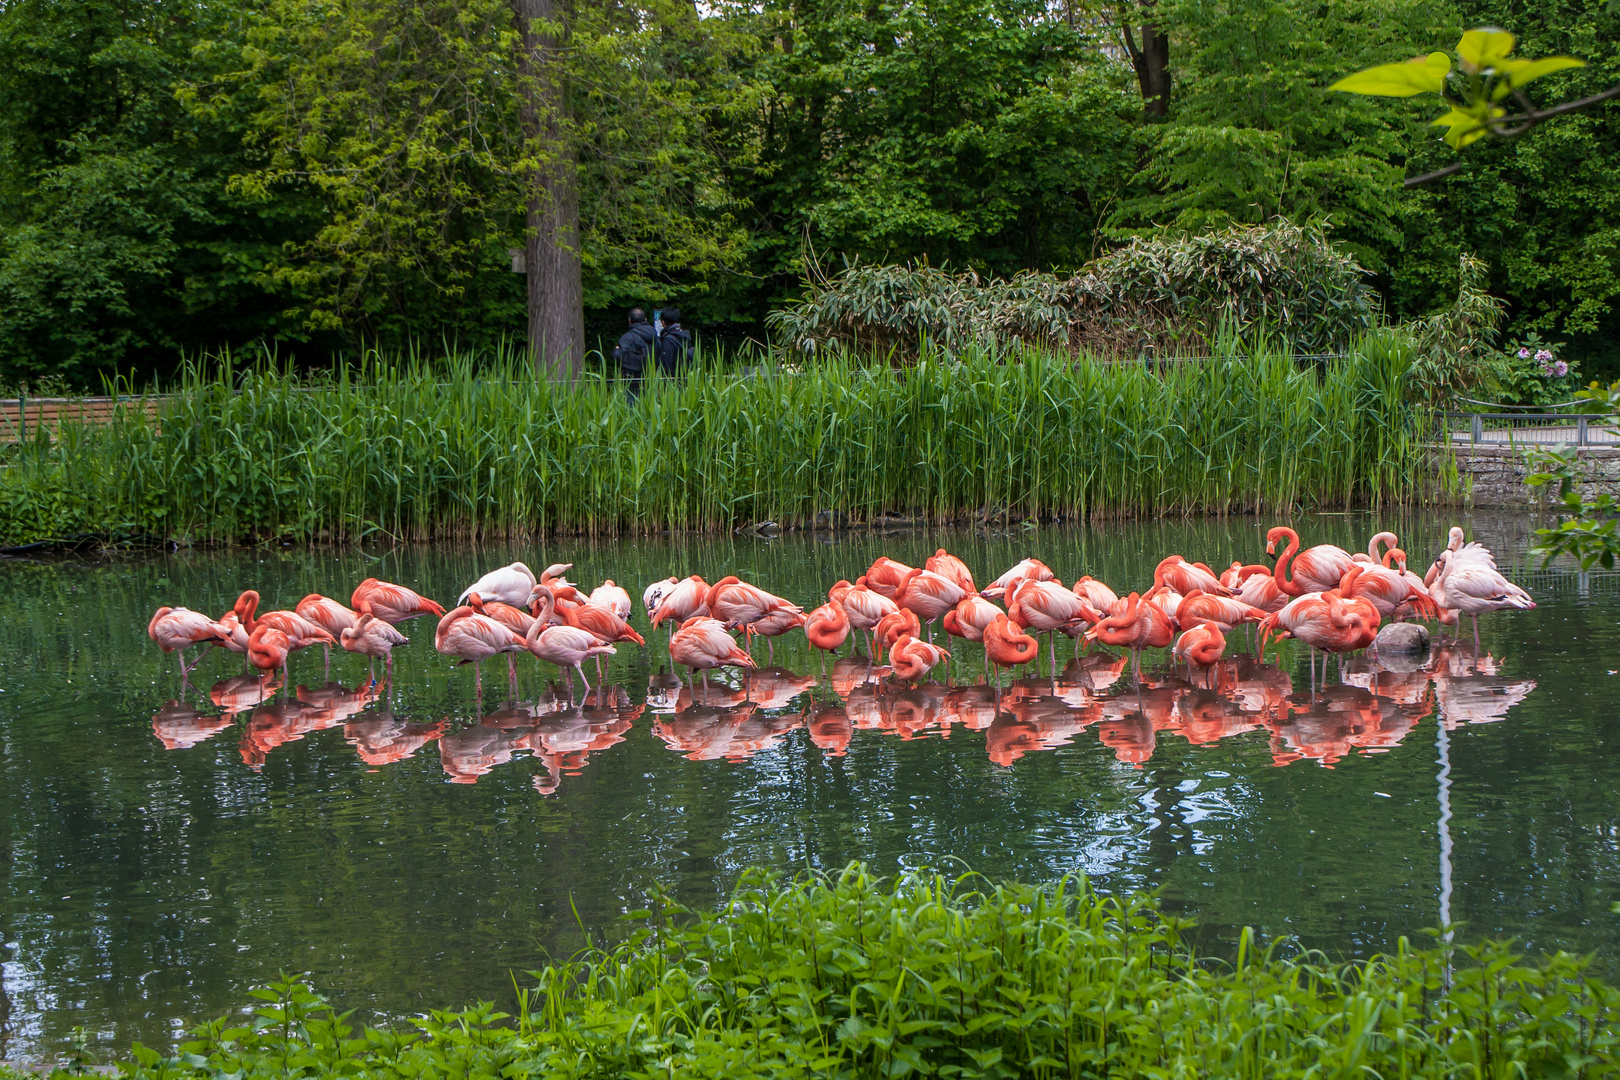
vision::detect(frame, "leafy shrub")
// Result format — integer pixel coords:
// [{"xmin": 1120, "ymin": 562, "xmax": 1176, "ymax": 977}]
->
[
  {"xmin": 770, "ymin": 222, "xmax": 1381, "ymax": 358},
  {"xmin": 112, "ymin": 866, "xmax": 1619, "ymax": 1080}
]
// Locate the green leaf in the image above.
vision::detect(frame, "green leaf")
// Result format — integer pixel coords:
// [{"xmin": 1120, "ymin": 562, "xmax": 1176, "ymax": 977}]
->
[
  {"xmin": 1499, "ymin": 56, "xmax": 1586, "ymax": 89},
  {"xmin": 1433, "ymin": 105, "xmax": 1503, "ymax": 148},
  {"xmin": 1456, "ymin": 28, "xmax": 1516, "ymax": 71},
  {"xmin": 1329, "ymin": 52, "xmax": 1450, "ymax": 96}
]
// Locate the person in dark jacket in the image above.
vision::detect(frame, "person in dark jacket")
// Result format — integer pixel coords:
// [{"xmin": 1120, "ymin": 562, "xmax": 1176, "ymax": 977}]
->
[
  {"xmin": 655, "ymin": 307, "xmax": 692, "ymax": 377},
  {"xmin": 612, "ymin": 308, "xmax": 657, "ymax": 399}
]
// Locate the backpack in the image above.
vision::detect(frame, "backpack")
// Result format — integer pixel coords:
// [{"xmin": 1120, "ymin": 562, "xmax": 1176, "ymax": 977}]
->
[{"xmin": 658, "ymin": 327, "xmax": 693, "ymax": 375}]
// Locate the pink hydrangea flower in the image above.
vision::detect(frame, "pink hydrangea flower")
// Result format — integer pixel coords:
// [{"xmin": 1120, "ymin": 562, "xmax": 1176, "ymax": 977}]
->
[{"xmin": 1535, "ymin": 349, "xmax": 1554, "ymax": 362}]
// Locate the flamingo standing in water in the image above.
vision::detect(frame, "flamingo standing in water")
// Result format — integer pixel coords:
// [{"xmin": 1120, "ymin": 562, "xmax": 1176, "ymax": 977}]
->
[
  {"xmin": 553, "ymin": 586, "xmax": 646, "ymax": 682},
  {"xmin": 705, "ymin": 576, "xmax": 804, "ymax": 656},
  {"xmin": 872, "ymin": 608, "xmax": 922, "ymax": 659},
  {"xmin": 434, "ymin": 605, "xmax": 527, "ymax": 695},
  {"xmin": 650, "ymin": 575, "xmax": 710, "ymax": 628},
  {"xmin": 1089, "ymin": 592, "xmax": 1174, "ymax": 681},
  {"xmin": 887, "ymin": 635, "xmax": 951, "ymax": 684},
  {"xmin": 466, "ymin": 593, "xmax": 538, "ymax": 684},
  {"xmin": 246, "ymin": 625, "xmax": 291, "ymax": 686},
  {"xmin": 1005, "ymin": 577, "xmax": 1087, "ymax": 674},
  {"xmin": 232, "ymin": 592, "xmax": 337, "ymax": 665},
  {"xmin": 1152, "ymin": 556, "xmax": 1234, "ymax": 597},
  {"xmin": 751, "ymin": 607, "xmax": 808, "ymax": 664},
  {"xmin": 341, "ymin": 611, "xmax": 408, "ymax": 682},
  {"xmin": 943, "ymin": 595, "xmax": 1002, "ymax": 679},
  {"xmin": 296, "ymin": 593, "xmax": 359, "ymax": 674},
  {"xmin": 1173, "ymin": 621, "xmax": 1226, "ymax": 686},
  {"xmin": 1266, "ymin": 527, "xmax": 1356, "ymax": 596},
  {"xmin": 1428, "ymin": 549, "xmax": 1535, "ymax": 648},
  {"xmin": 643, "ymin": 577, "xmax": 680, "ymax": 624},
  {"xmin": 148, "ymin": 607, "xmax": 234, "ymax": 682},
  {"xmin": 893, "ymin": 567, "xmax": 968, "ymax": 643},
  {"xmin": 1175, "ymin": 590, "xmax": 1269, "ymax": 633},
  {"xmin": 982, "ymin": 614, "xmax": 1039, "ymax": 688},
  {"xmin": 350, "ymin": 579, "xmax": 445, "ymax": 625},
  {"xmin": 669, "ymin": 615, "xmax": 757, "ymax": 692},
  {"xmin": 805, "ymin": 602, "xmax": 851, "ymax": 662},
  {"xmin": 525, "ymin": 585, "xmax": 617, "ymax": 695},
  {"xmin": 862, "ymin": 557, "xmax": 915, "ymax": 599},
  {"xmin": 925, "ymin": 549, "xmax": 976, "ymax": 594},
  {"xmin": 457, "ymin": 561, "xmax": 537, "ymax": 607},
  {"xmin": 841, "ymin": 577, "xmax": 900, "ymax": 657}
]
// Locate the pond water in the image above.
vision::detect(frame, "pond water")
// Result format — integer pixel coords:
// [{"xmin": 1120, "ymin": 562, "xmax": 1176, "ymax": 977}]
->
[{"xmin": 1, "ymin": 512, "xmax": 1616, "ymax": 1059}]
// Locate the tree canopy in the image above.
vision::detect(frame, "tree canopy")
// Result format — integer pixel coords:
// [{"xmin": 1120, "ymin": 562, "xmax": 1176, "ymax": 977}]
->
[{"xmin": 0, "ymin": 0, "xmax": 1615, "ymax": 385}]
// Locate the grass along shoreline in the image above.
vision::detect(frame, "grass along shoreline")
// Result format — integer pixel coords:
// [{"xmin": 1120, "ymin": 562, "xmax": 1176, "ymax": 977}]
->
[
  {"xmin": 31, "ymin": 866, "xmax": 1620, "ymax": 1079},
  {"xmin": 0, "ymin": 337, "xmax": 1434, "ymax": 546}
]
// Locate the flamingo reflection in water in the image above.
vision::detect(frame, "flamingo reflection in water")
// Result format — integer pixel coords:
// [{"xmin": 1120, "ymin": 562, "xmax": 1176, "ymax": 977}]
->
[
  {"xmin": 653, "ymin": 699, "xmax": 802, "ymax": 762},
  {"xmin": 345, "ymin": 716, "xmax": 448, "ymax": 767},
  {"xmin": 808, "ymin": 705, "xmax": 854, "ymax": 757},
  {"xmin": 211, "ymin": 673, "xmax": 281, "ymax": 713},
  {"xmin": 151, "ymin": 701, "xmax": 233, "ymax": 750},
  {"xmin": 240, "ymin": 699, "xmax": 342, "ymax": 768}
]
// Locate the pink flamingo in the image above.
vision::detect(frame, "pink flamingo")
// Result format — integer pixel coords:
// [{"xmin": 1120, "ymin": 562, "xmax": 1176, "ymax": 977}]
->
[
  {"xmin": 805, "ymin": 602, "xmax": 851, "ymax": 660},
  {"xmin": 669, "ymin": 615, "xmax": 757, "ymax": 692},
  {"xmin": 1173, "ymin": 621, "xmax": 1227, "ymax": 685},
  {"xmin": 1005, "ymin": 577, "xmax": 1088, "ymax": 673},
  {"xmin": 887, "ymin": 635, "xmax": 951, "ymax": 684},
  {"xmin": 982, "ymin": 614, "xmax": 1039, "ymax": 688},
  {"xmin": 841, "ymin": 577, "xmax": 900, "ymax": 657},
  {"xmin": 340, "ymin": 610, "xmax": 408, "ymax": 682},
  {"xmin": 589, "ymin": 580, "xmax": 633, "ymax": 621},
  {"xmin": 650, "ymin": 575, "xmax": 710, "ymax": 628},
  {"xmin": 862, "ymin": 556, "xmax": 915, "ymax": 599},
  {"xmin": 1429, "ymin": 549, "xmax": 1535, "ymax": 649},
  {"xmin": 893, "ymin": 567, "xmax": 969, "ymax": 642},
  {"xmin": 943, "ymin": 595, "xmax": 1002, "ymax": 680},
  {"xmin": 981, "ymin": 558, "xmax": 1055, "ymax": 598},
  {"xmin": 705, "ymin": 576, "xmax": 804, "ymax": 656},
  {"xmin": 1266, "ymin": 527, "xmax": 1356, "ymax": 596},
  {"xmin": 350, "ymin": 578, "xmax": 446, "ymax": 625},
  {"xmin": 434, "ymin": 605, "xmax": 527, "ymax": 695},
  {"xmin": 246, "ymin": 625, "xmax": 292, "ymax": 687},
  {"xmin": 526, "ymin": 585, "xmax": 618, "ymax": 694},
  {"xmin": 148, "ymin": 606, "xmax": 234, "ymax": 682},
  {"xmin": 925, "ymin": 548, "xmax": 976, "ymax": 594},
  {"xmin": 1152, "ymin": 555, "xmax": 1233, "ymax": 597},
  {"xmin": 643, "ymin": 577, "xmax": 680, "ymax": 622}
]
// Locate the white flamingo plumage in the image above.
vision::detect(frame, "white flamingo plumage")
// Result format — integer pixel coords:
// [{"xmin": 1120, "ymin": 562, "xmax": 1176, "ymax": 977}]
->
[{"xmin": 457, "ymin": 562, "xmax": 537, "ymax": 608}]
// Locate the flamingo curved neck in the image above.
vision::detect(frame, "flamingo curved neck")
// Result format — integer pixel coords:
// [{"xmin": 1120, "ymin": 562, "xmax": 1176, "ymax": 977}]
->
[{"xmin": 1271, "ymin": 529, "xmax": 1303, "ymax": 596}]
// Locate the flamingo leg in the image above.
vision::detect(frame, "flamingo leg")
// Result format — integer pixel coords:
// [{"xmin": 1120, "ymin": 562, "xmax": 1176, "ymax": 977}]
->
[
  {"xmin": 1472, "ymin": 614, "xmax": 1481, "ymax": 652},
  {"xmin": 323, "ymin": 644, "xmax": 331, "ymax": 680},
  {"xmin": 768, "ymin": 637, "xmax": 775, "ymax": 665},
  {"xmin": 474, "ymin": 659, "xmax": 483, "ymax": 697},
  {"xmin": 1049, "ymin": 632, "xmax": 1058, "ymax": 678},
  {"xmin": 575, "ymin": 663, "xmax": 592, "ymax": 695}
]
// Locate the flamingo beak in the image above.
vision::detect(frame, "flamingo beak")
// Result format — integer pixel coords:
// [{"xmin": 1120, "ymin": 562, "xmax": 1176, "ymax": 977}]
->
[{"xmin": 1265, "ymin": 540, "xmax": 1277, "ymax": 555}]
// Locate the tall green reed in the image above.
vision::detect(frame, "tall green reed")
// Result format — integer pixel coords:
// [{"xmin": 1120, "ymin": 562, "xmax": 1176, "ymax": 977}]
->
[
  {"xmin": 0, "ymin": 333, "xmax": 1434, "ymax": 545},
  {"xmin": 121, "ymin": 866, "xmax": 1617, "ymax": 1080}
]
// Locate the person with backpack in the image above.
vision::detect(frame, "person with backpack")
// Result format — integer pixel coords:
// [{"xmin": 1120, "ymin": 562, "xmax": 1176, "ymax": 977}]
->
[
  {"xmin": 655, "ymin": 307, "xmax": 692, "ymax": 377},
  {"xmin": 612, "ymin": 308, "xmax": 657, "ymax": 399}
]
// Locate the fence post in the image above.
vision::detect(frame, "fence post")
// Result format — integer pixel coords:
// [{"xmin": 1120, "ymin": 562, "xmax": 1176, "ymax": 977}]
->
[
  {"xmin": 1578, "ymin": 416, "xmax": 1588, "ymax": 447},
  {"xmin": 17, "ymin": 389, "xmax": 24, "ymax": 441},
  {"xmin": 1471, "ymin": 414, "xmax": 1482, "ymax": 445}
]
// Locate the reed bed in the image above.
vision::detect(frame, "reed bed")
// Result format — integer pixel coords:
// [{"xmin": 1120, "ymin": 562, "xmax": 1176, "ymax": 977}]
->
[
  {"xmin": 114, "ymin": 866, "xmax": 1616, "ymax": 1080},
  {"xmin": 0, "ymin": 335, "xmax": 1430, "ymax": 544}
]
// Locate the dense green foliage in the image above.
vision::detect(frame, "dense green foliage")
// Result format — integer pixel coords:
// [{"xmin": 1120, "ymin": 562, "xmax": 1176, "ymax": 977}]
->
[
  {"xmin": 771, "ymin": 222, "xmax": 1380, "ymax": 357},
  {"xmin": 0, "ymin": 338, "xmax": 1425, "ymax": 544},
  {"xmin": 106, "ymin": 867, "xmax": 1619, "ymax": 1079},
  {"xmin": 0, "ymin": 0, "xmax": 1616, "ymax": 386}
]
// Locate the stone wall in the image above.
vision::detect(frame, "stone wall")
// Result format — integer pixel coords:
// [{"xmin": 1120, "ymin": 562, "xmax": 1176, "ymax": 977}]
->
[{"xmin": 1445, "ymin": 444, "xmax": 1620, "ymax": 507}]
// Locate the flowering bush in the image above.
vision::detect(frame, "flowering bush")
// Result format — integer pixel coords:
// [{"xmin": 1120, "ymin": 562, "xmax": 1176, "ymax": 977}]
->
[{"xmin": 1500, "ymin": 333, "xmax": 1577, "ymax": 406}]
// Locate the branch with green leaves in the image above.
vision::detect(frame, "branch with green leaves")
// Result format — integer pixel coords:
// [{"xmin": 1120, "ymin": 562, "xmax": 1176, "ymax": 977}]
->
[{"xmin": 1331, "ymin": 29, "xmax": 1614, "ymax": 186}]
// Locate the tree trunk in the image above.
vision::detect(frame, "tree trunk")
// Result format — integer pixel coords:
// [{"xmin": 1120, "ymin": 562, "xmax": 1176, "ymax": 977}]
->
[
  {"xmin": 515, "ymin": 0, "xmax": 584, "ymax": 379},
  {"xmin": 1121, "ymin": 16, "xmax": 1170, "ymax": 118}
]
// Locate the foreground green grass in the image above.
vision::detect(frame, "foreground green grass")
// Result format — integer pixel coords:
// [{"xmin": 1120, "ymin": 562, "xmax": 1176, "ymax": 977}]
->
[
  {"xmin": 1, "ymin": 336, "xmax": 1430, "ymax": 544},
  {"xmin": 106, "ymin": 867, "xmax": 1616, "ymax": 1079}
]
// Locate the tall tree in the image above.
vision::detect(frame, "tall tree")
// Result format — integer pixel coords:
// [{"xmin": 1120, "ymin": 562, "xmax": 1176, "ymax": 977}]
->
[{"xmin": 515, "ymin": 0, "xmax": 584, "ymax": 377}]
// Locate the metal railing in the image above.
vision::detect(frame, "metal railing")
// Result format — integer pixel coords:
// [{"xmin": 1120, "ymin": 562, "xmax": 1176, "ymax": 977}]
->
[{"xmin": 1444, "ymin": 410, "xmax": 1620, "ymax": 447}]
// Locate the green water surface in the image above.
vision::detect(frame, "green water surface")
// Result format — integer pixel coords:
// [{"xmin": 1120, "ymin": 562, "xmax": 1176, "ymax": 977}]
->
[{"xmin": 0, "ymin": 512, "xmax": 1614, "ymax": 1058}]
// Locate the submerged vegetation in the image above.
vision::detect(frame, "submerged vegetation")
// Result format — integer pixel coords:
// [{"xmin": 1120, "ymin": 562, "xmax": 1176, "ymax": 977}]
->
[
  {"xmin": 112, "ymin": 866, "xmax": 1618, "ymax": 1080},
  {"xmin": 0, "ymin": 336, "xmax": 1429, "ymax": 545}
]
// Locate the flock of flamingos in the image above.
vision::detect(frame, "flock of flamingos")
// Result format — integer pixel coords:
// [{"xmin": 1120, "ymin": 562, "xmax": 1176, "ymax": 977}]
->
[
  {"xmin": 138, "ymin": 523, "xmax": 1541, "ymax": 784},
  {"xmin": 147, "ymin": 524, "xmax": 1534, "ymax": 701}
]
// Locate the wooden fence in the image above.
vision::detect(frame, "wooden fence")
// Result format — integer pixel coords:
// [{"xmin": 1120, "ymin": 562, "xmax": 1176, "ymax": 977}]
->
[{"xmin": 0, "ymin": 396, "xmax": 160, "ymax": 444}]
